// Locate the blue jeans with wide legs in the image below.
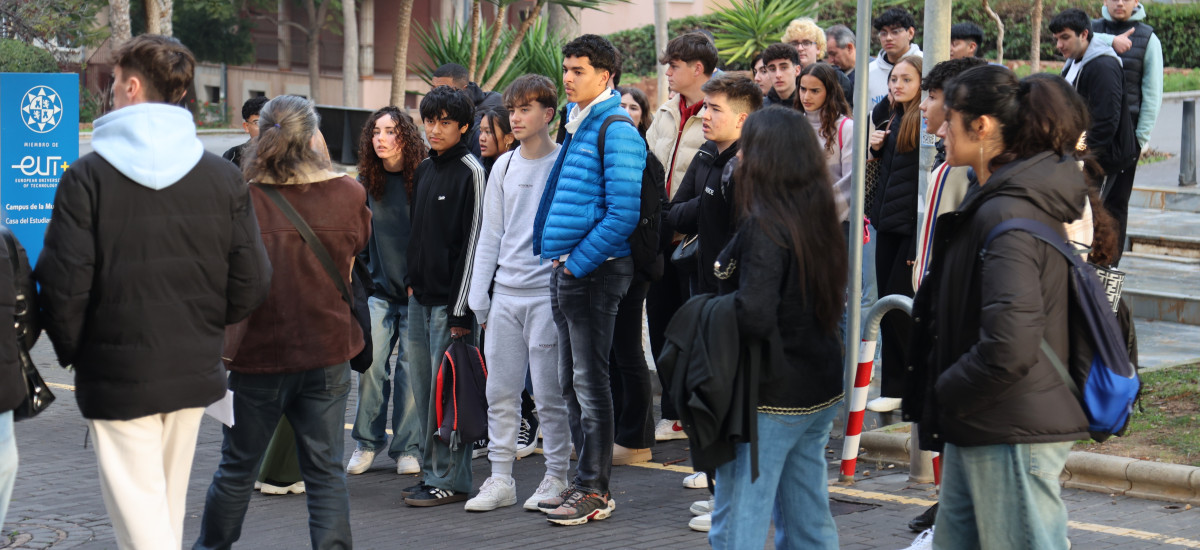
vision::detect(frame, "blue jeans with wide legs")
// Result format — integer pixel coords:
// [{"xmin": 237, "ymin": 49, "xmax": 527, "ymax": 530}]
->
[
  {"xmin": 0, "ymin": 411, "xmax": 16, "ymax": 528},
  {"xmin": 351, "ymin": 296, "xmax": 420, "ymax": 461},
  {"xmin": 710, "ymin": 406, "xmax": 841, "ymax": 550},
  {"xmin": 408, "ymin": 296, "xmax": 473, "ymax": 493},
  {"xmin": 551, "ymin": 257, "xmax": 633, "ymax": 494},
  {"xmin": 194, "ymin": 363, "xmax": 352, "ymax": 550},
  {"xmin": 934, "ymin": 441, "xmax": 1074, "ymax": 550}
]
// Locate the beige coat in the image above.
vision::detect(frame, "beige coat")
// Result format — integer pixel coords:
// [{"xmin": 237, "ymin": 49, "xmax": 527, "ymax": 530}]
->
[{"xmin": 645, "ymin": 94, "xmax": 707, "ymax": 200}]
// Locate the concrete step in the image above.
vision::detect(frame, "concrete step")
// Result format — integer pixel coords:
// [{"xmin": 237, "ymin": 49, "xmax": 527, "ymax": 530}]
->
[
  {"xmin": 1133, "ymin": 318, "xmax": 1200, "ymax": 371},
  {"xmin": 1120, "ymin": 255, "xmax": 1200, "ymax": 325},
  {"xmin": 1130, "ymin": 184, "xmax": 1200, "ymax": 213},
  {"xmin": 1126, "ymin": 207, "xmax": 1200, "ymax": 259}
]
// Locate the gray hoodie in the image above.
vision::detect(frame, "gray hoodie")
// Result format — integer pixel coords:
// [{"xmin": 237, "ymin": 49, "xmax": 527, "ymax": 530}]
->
[
  {"xmin": 1062, "ymin": 35, "xmax": 1122, "ymax": 87},
  {"xmin": 90, "ymin": 103, "xmax": 204, "ymax": 190}
]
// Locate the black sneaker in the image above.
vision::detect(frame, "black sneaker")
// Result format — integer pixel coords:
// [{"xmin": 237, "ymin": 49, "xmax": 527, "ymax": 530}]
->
[
  {"xmin": 516, "ymin": 418, "xmax": 539, "ymax": 458},
  {"xmin": 401, "ymin": 482, "xmax": 427, "ymax": 498},
  {"xmin": 404, "ymin": 485, "xmax": 468, "ymax": 507},
  {"xmin": 909, "ymin": 503, "xmax": 938, "ymax": 532},
  {"xmin": 545, "ymin": 488, "xmax": 616, "ymax": 525},
  {"xmin": 472, "ymin": 438, "xmax": 489, "ymax": 459}
]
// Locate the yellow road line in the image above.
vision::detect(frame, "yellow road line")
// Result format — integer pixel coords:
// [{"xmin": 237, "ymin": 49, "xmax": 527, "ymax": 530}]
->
[{"xmin": 47, "ymin": 382, "xmax": 75, "ymax": 391}]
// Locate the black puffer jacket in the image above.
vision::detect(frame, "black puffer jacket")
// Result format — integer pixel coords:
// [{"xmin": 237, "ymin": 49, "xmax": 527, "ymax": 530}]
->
[
  {"xmin": 904, "ymin": 152, "xmax": 1091, "ymax": 451},
  {"xmin": 36, "ymin": 153, "xmax": 272, "ymax": 420},
  {"xmin": 870, "ymin": 101, "xmax": 920, "ymax": 242},
  {"xmin": 666, "ymin": 140, "xmax": 739, "ymax": 294},
  {"xmin": 0, "ymin": 229, "xmax": 30, "ymax": 414}
]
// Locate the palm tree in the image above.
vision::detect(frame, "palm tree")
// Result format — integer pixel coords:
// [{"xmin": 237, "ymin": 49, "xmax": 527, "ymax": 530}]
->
[{"xmin": 710, "ymin": 0, "xmax": 818, "ymax": 65}]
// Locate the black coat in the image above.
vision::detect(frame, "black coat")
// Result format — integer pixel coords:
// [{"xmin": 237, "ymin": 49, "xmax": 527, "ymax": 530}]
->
[
  {"xmin": 36, "ymin": 152, "xmax": 272, "ymax": 420},
  {"xmin": 0, "ymin": 229, "xmax": 29, "ymax": 414},
  {"xmin": 905, "ymin": 152, "xmax": 1091, "ymax": 451},
  {"xmin": 871, "ymin": 101, "xmax": 920, "ymax": 244},
  {"xmin": 1065, "ymin": 54, "xmax": 1139, "ymax": 175},
  {"xmin": 665, "ymin": 140, "xmax": 739, "ymax": 294}
]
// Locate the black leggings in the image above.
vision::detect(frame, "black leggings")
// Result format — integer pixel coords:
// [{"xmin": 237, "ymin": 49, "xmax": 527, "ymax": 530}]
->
[
  {"xmin": 609, "ymin": 280, "xmax": 654, "ymax": 448},
  {"xmin": 874, "ymin": 231, "xmax": 914, "ymax": 398}
]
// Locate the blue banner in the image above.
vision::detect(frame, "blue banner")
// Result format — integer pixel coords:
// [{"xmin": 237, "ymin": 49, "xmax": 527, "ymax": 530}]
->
[{"xmin": 1, "ymin": 73, "xmax": 80, "ymax": 266}]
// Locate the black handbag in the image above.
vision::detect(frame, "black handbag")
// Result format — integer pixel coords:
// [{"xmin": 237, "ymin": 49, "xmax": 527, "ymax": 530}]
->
[
  {"xmin": 256, "ymin": 185, "xmax": 374, "ymax": 373},
  {"xmin": 671, "ymin": 234, "xmax": 700, "ymax": 272},
  {"xmin": 1, "ymin": 227, "xmax": 54, "ymax": 420}
]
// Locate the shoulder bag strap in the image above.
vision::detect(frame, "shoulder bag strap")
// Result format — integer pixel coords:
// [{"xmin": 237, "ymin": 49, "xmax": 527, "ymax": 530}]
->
[{"xmin": 256, "ymin": 184, "xmax": 353, "ymax": 306}]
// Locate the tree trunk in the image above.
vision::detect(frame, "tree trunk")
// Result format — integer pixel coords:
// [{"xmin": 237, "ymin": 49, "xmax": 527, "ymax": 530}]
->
[
  {"xmin": 158, "ymin": 0, "xmax": 173, "ymax": 36},
  {"xmin": 982, "ymin": 0, "xmax": 1004, "ymax": 64},
  {"xmin": 343, "ymin": 0, "xmax": 360, "ymax": 106},
  {"xmin": 146, "ymin": 0, "xmax": 160, "ymax": 34},
  {"xmin": 481, "ymin": 1, "xmax": 543, "ymax": 92},
  {"xmin": 390, "ymin": 0, "xmax": 416, "ymax": 106},
  {"xmin": 475, "ymin": 4, "xmax": 506, "ymax": 81},
  {"xmin": 359, "ymin": 0, "xmax": 375, "ymax": 78},
  {"xmin": 109, "ymin": 0, "xmax": 132, "ymax": 47},
  {"xmin": 278, "ymin": 0, "xmax": 292, "ymax": 71},
  {"xmin": 467, "ymin": 0, "xmax": 481, "ymax": 81},
  {"xmin": 547, "ymin": 3, "xmax": 579, "ymax": 41},
  {"xmin": 303, "ymin": 0, "xmax": 333, "ymax": 103},
  {"xmin": 1031, "ymin": 0, "xmax": 1043, "ymax": 72}
]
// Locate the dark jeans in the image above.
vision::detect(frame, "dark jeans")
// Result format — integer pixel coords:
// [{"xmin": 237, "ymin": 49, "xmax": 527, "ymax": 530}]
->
[
  {"xmin": 1101, "ymin": 165, "xmax": 1136, "ymax": 267},
  {"xmin": 551, "ymin": 257, "xmax": 633, "ymax": 493},
  {"xmin": 610, "ymin": 279, "xmax": 654, "ymax": 449},
  {"xmin": 646, "ymin": 259, "xmax": 688, "ymax": 420},
  {"xmin": 874, "ymin": 231, "xmax": 914, "ymax": 399},
  {"xmin": 195, "ymin": 363, "xmax": 352, "ymax": 550}
]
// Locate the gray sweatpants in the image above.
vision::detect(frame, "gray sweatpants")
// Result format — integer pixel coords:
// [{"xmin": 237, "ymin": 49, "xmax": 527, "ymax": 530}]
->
[{"xmin": 484, "ymin": 292, "xmax": 571, "ymax": 481}]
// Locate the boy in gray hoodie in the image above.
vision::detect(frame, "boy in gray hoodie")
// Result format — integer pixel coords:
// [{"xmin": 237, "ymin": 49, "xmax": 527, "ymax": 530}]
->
[{"xmin": 464, "ymin": 74, "xmax": 573, "ymax": 512}]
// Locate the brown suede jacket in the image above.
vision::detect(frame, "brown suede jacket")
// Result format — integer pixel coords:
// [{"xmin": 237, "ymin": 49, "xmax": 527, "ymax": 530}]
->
[{"xmin": 231, "ymin": 170, "xmax": 372, "ymax": 374}]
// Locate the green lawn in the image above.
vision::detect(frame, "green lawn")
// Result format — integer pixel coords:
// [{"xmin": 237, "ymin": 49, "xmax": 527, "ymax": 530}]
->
[{"xmin": 1012, "ymin": 63, "xmax": 1199, "ymax": 93}]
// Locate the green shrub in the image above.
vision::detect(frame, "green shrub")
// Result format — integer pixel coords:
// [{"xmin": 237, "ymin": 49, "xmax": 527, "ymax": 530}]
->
[
  {"xmin": 606, "ymin": 15, "xmax": 754, "ymax": 78},
  {"xmin": 416, "ymin": 18, "xmax": 568, "ymax": 97},
  {"xmin": 0, "ymin": 38, "xmax": 59, "ymax": 73}
]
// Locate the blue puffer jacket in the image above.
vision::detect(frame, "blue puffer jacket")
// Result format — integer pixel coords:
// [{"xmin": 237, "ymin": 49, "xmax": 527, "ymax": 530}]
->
[{"xmin": 533, "ymin": 93, "xmax": 646, "ymax": 277}]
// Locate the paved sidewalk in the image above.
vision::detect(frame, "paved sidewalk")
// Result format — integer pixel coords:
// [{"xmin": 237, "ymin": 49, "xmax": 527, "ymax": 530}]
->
[{"xmin": 4, "ymin": 340, "xmax": 1199, "ymax": 549}]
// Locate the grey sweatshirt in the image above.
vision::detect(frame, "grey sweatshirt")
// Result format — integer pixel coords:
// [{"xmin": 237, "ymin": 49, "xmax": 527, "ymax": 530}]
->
[{"xmin": 468, "ymin": 145, "xmax": 560, "ymax": 321}]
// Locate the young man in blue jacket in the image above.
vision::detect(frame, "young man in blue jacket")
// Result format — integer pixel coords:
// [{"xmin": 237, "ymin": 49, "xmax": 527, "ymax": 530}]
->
[{"xmin": 532, "ymin": 33, "xmax": 647, "ymax": 525}]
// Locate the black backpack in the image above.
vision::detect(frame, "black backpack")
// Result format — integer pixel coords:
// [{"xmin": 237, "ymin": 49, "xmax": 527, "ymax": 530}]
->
[
  {"xmin": 434, "ymin": 336, "xmax": 489, "ymax": 450},
  {"xmin": 598, "ymin": 115, "xmax": 666, "ymax": 282}
]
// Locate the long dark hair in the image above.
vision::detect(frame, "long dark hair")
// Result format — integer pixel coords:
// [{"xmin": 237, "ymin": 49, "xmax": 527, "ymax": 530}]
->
[
  {"xmin": 797, "ymin": 63, "xmax": 851, "ymax": 155},
  {"xmin": 735, "ymin": 106, "xmax": 847, "ymax": 334},
  {"xmin": 357, "ymin": 106, "xmax": 425, "ymax": 201},
  {"xmin": 617, "ymin": 86, "xmax": 653, "ymax": 136},
  {"xmin": 943, "ymin": 67, "xmax": 1118, "ymax": 264},
  {"xmin": 244, "ymin": 95, "xmax": 325, "ymax": 183},
  {"xmin": 479, "ymin": 106, "xmax": 518, "ymax": 157}
]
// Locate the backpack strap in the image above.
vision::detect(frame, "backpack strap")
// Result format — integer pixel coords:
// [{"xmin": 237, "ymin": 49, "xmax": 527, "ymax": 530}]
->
[
  {"xmin": 837, "ymin": 117, "xmax": 849, "ymax": 150},
  {"xmin": 256, "ymin": 184, "xmax": 353, "ymax": 307}
]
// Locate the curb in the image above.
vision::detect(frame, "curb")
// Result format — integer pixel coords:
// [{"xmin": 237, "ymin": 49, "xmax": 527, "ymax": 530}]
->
[
  {"xmin": 1163, "ymin": 90, "xmax": 1200, "ymax": 102},
  {"xmin": 856, "ymin": 430, "xmax": 1200, "ymax": 505}
]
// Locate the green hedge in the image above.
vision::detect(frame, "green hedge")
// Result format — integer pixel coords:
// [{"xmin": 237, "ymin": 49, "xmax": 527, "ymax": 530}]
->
[
  {"xmin": 0, "ymin": 39, "xmax": 58, "ymax": 73},
  {"xmin": 607, "ymin": 0, "xmax": 1198, "ymax": 76}
]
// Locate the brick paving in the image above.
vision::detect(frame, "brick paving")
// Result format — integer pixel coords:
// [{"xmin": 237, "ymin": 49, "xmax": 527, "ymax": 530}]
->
[{"xmin": 4, "ymin": 340, "xmax": 1199, "ymax": 549}]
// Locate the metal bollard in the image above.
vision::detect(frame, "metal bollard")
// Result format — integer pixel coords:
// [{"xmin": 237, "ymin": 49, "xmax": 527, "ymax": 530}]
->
[{"xmin": 1182, "ymin": 99, "xmax": 1197, "ymax": 187}]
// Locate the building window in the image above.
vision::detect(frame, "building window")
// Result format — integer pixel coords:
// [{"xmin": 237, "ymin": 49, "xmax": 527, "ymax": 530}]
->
[
  {"xmin": 205, "ymin": 85, "xmax": 220, "ymax": 104},
  {"xmin": 249, "ymin": 90, "xmax": 267, "ymax": 98}
]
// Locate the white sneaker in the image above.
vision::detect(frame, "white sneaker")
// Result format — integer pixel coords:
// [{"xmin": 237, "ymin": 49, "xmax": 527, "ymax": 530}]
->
[
  {"xmin": 690, "ymin": 498, "xmax": 714, "ymax": 516},
  {"xmin": 688, "ymin": 513, "xmax": 711, "ymax": 532},
  {"xmin": 516, "ymin": 418, "xmax": 539, "ymax": 459},
  {"xmin": 866, "ymin": 397, "xmax": 903, "ymax": 413},
  {"xmin": 396, "ymin": 454, "xmax": 420, "ymax": 475},
  {"xmin": 260, "ymin": 481, "xmax": 306, "ymax": 495},
  {"xmin": 464, "ymin": 476, "xmax": 517, "ymax": 512},
  {"xmin": 903, "ymin": 527, "xmax": 935, "ymax": 550},
  {"xmin": 682, "ymin": 471, "xmax": 708, "ymax": 489},
  {"xmin": 345, "ymin": 447, "xmax": 376, "ymax": 474},
  {"xmin": 654, "ymin": 419, "xmax": 687, "ymax": 441},
  {"xmin": 523, "ymin": 475, "xmax": 569, "ymax": 511}
]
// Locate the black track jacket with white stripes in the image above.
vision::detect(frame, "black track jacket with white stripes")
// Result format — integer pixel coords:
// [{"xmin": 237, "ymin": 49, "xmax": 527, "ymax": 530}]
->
[{"xmin": 406, "ymin": 140, "xmax": 486, "ymax": 329}]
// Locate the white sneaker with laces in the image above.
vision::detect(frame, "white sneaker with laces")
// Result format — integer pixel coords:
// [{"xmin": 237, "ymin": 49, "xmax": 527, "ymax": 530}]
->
[
  {"xmin": 464, "ymin": 476, "xmax": 517, "ymax": 512},
  {"xmin": 866, "ymin": 397, "xmax": 903, "ymax": 413},
  {"xmin": 682, "ymin": 471, "xmax": 708, "ymax": 489},
  {"xmin": 523, "ymin": 475, "xmax": 569, "ymax": 511},
  {"xmin": 396, "ymin": 454, "xmax": 420, "ymax": 475},
  {"xmin": 903, "ymin": 527, "xmax": 935, "ymax": 550},
  {"xmin": 688, "ymin": 513, "xmax": 711, "ymax": 532},
  {"xmin": 345, "ymin": 447, "xmax": 376, "ymax": 474},
  {"xmin": 690, "ymin": 498, "xmax": 714, "ymax": 516},
  {"xmin": 654, "ymin": 418, "xmax": 687, "ymax": 441}
]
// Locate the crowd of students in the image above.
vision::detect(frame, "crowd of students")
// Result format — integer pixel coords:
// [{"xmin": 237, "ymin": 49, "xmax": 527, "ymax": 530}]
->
[{"xmin": 0, "ymin": 0, "xmax": 1165, "ymax": 548}]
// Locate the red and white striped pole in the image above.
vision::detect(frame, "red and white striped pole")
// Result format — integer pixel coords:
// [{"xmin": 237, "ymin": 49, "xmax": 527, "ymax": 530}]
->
[{"xmin": 840, "ymin": 338, "xmax": 878, "ymax": 481}]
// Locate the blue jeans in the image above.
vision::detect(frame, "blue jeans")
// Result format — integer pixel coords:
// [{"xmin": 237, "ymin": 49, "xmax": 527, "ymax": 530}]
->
[
  {"xmin": 551, "ymin": 257, "xmax": 633, "ymax": 494},
  {"xmin": 408, "ymin": 296, "xmax": 473, "ymax": 493},
  {"xmin": 710, "ymin": 407, "xmax": 841, "ymax": 550},
  {"xmin": 194, "ymin": 363, "xmax": 352, "ymax": 550},
  {"xmin": 0, "ymin": 411, "xmax": 15, "ymax": 528},
  {"xmin": 351, "ymin": 296, "xmax": 420, "ymax": 460},
  {"xmin": 934, "ymin": 441, "xmax": 1073, "ymax": 550}
]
